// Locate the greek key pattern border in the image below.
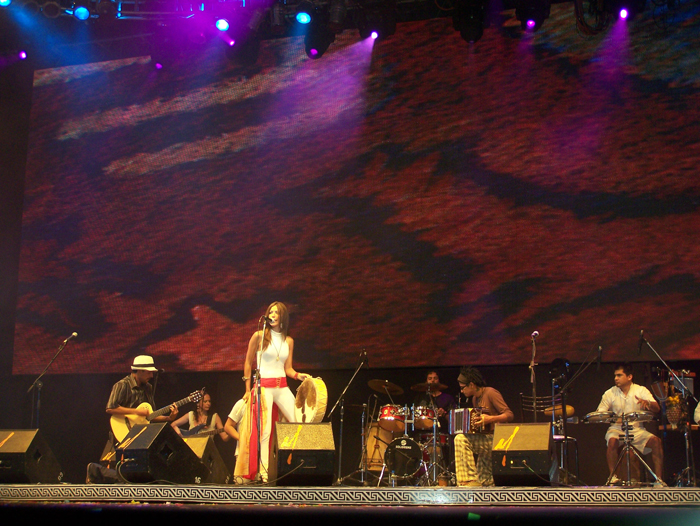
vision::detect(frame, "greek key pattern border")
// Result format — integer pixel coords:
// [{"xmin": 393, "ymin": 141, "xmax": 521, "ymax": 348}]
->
[{"xmin": 1, "ymin": 485, "xmax": 699, "ymax": 506}]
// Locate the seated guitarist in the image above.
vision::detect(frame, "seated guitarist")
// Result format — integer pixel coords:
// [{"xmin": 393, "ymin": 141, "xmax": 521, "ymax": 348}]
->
[
  {"xmin": 88, "ymin": 355, "xmax": 179, "ymax": 483},
  {"xmin": 106, "ymin": 355, "xmax": 179, "ymax": 442},
  {"xmin": 171, "ymin": 392, "xmax": 230, "ymax": 441}
]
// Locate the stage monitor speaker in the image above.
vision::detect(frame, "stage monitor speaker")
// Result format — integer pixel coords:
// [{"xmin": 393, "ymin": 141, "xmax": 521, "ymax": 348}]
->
[
  {"xmin": 269, "ymin": 422, "xmax": 335, "ymax": 486},
  {"xmin": 115, "ymin": 423, "xmax": 210, "ymax": 484},
  {"xmin": 0, "ymin": 429, "xmax": 63, "ymax": 484},
  {"xmin": 184, "ymin": 435, "xmax": 230, "ymax": 484},
  {"xmin": 492, "ymin": 422, "xmax": 554, "ymax": 486}
]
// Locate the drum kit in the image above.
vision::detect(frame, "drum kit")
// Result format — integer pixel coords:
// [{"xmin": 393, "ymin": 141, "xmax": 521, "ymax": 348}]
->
[{"xmin": 352, "ymin": 378, "xmax": 486, "ymax": 487}]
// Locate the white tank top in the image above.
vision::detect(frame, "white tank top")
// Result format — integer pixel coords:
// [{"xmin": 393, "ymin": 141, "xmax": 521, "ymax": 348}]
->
[{"xmin": 258, "ymin": 330, "xmax": 289, "ymax": 378}]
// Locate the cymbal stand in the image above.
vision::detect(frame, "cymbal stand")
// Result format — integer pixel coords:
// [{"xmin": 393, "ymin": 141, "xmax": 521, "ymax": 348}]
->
[
  {"xmin": 606, "ymin": 414, "xmax": 663, "ymax": 486},
  {"xmin": 641, "ymin": 334, "xmax": 698, "ymax": 486}
]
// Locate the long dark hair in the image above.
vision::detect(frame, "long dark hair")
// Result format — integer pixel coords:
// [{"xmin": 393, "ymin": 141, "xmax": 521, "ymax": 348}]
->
[{"xmin": 262, "ymin": 301, "xmax": 290, "ymax": 351}]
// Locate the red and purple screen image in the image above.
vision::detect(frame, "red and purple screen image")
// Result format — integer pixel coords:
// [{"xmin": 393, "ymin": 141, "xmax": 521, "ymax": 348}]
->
[{"xmin": 13, "ymin": 10, "xmax": 700, "ymax": 374}]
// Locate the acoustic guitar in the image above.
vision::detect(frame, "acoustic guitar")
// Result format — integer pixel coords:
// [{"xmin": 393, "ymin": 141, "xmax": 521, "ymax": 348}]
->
[{"xmin": 110, "ymin": 390, "xmax": 203, "ymax": 443}]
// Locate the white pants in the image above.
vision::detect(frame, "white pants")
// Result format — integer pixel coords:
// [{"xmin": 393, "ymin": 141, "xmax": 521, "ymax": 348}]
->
[{"xmin": 259, "ymin": 386, "xmax": 296, "ymax": 479}]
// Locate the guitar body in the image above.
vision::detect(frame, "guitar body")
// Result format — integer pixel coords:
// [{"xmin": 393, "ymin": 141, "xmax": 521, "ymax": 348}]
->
[
  {"xmin": 109, "ymin": 390, "xmax": 203, "ymax": 444},
  {"xmin": 110, "ymin": 402, "xmax": 153, "ymax": 443}
]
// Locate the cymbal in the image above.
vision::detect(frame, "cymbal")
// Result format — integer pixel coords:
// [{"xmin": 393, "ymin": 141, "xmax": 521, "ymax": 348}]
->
[
  {"xmin": 544, "ymin": 404, "xmax": 575, "ymax": 418},
  {"xmin": 410, "ymin": 382, "xmax": 449, "ymax": 393},
  {"xmin": 368, "ymin": 379, "xmax": 404, "ymax": 396}
]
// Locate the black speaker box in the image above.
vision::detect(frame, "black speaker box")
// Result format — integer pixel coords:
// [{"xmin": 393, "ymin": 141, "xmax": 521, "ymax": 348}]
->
[
  {"xmin": 269, "ymin": 422, "xmax": 335, "ymax": 486},
  {"xmin": 115, "ymin": 423, "xmax": 210, "ymax": 484},
  {"xmin": 492, "ymin": 422, "xmax": 554, "ymax": 486},
  {"xmin": 184, "ymin": 435, "xmax": 230, "ymax": 484},
  {"xmin": 0, "ymin": 429, "xmax": 63, "ymax": 483}
]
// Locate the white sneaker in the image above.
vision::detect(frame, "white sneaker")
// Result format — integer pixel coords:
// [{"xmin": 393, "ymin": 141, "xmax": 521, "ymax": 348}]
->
[{"xmin": 607, "ymin": 475, "xmax": 621, "ymax": 485}]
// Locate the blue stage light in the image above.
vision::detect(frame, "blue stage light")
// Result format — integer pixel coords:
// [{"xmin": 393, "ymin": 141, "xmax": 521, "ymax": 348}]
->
[
  {"xmin": 215, "ymin": 18, "xmax": 229, "ymax": 31},
  {"xmin": 73, "ymin": 5, "xmax": 90, "ymax": 19},
  {"xmin": 0, "ymin": 0, "xmax": 12, "ymax": 7}
]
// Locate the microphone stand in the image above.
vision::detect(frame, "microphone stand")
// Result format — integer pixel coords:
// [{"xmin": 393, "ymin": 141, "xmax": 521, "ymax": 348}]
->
[
  {"xmin": 529, "ymin": 332, "xmax": 538, "ymax": 422},
  {"xmin": 255, "ymin": 318, "xmax": 266, "ymax": 483},
  {"xmin": 27, "ymin": 334, "xmax": 76, "ymax": 428},
  {"xmin": 329, "ymin": 350, "xmax": 367, "ymax": 485},
  {"xmin": 556, "ymin": 352, "xmax": 597, "ymax": 486},
  {"xmin": 641, "ymin": 335, "xmax": 698, "ymax": 487}
]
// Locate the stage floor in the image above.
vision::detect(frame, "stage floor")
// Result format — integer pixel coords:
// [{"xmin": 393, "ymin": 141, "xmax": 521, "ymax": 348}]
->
[
  {"xmin": 2, "ymin": 485, "xmax": 700, "ymax": 526},
  {"xmin": 2, "ymin": 483, "xmax": 700, "ymax": 507}
]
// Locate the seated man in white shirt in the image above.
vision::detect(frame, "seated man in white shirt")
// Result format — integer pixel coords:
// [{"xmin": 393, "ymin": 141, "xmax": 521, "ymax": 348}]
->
[{"xmin": 596, "ymin": 362, "xmax": 665, "ymax": 487}]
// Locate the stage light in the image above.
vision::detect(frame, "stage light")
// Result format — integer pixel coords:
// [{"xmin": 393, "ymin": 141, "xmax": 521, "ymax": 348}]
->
[
  {"xmin": 356, "ymin": 4, "xmax": 396, "ymax": 41},
  {"xmin": 72, "ymin": 1, "xmax": 91, "ymax": 20},
  {"xmin": 327, "ymin": 0, "xmax": 347, "ymax": 34},
  {"xmin": 20, "ymin": 0, "xmax": 40, "ymax": 15},
  {"xmin": 225, "ymin": 36, "xmax": 261, "ymax": 66},
  {"xmin": 19, "ymin": 50, "xmax": 27, "ymax": 60},
  {"xmin": 215, "ymin": 18, "xmax": 230, "ymax": 31},
  {"xmin": 619, "ymin": 8, "xmax": 628, "ymax": 18},
  {"xmin": 515, "ymin": 0, "xmax": 551, "ymax": 31},
  {"xmin": 453, "ymin": 0, "xmax": 486, "ymax": 43},
  {"xmin": 41, "ymin": 0, "xmax": 62, "ymax": 17},
  {"xmin": 96, "ymin": 0, "xmax": 117, "ymax": 18},
  {"xmin": 304, "ymin": 24, "xmax": 335, "ymax": 59},
  {"xmin": 296, "ymin": 0, "xmax": 315, "ymax": 24},
  {"xmin": 0, "ymin": 0, "xmax": 12, "ymax": 7},
  {"xmin": 270, "ymin": 2, "xmax": 286, "ymax": 34}
]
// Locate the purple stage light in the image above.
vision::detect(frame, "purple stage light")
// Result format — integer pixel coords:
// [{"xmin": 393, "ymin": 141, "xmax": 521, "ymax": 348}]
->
[
  {"xmin": 527, "ymin": 19, "xmax": 536, "ymax": 29},
  {"xmin": 371, "ymin": 31, "xmax": 379, "ymax": 39},
  {"xmin": 19, "ymin": 50, "xmax": 27, "ymax": 60},
  {"xmin": 620, "ymin": 8, "xmax": 628, "ymax": 18},
  {"xmin": 309, "ymin": 48, "xmax": 319, "ymax": 57},
  {"xmin": 154, "ymin": 62, "xmax": 163, "ymax": 70}
]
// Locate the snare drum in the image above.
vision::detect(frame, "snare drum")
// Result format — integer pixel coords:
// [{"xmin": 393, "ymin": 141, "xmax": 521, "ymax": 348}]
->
[
  {"xmin": 412, "ymin": 406, "xmax": 435, "ymax": 431},
  {"xmin": 379, "ymin": 404, "xmax": 406, "ymax": 433},
  {"xmin": 583, "ymin": 411, "xmax": 615, "ymax": 424},
  {"xmin": 623, "ymin": 410, "xmax": 654, "ymax": 423}
]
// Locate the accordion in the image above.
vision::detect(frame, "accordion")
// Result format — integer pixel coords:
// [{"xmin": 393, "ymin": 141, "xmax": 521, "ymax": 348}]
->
[{"xmin": 449, "ymin": 408, "xmax": 488, "ymax": 434}]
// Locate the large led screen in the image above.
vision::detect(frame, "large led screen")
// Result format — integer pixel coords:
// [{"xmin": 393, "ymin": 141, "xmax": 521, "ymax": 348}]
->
[{"xmin": 12, "ymin": 7, "xmax": 700, "ymax": 374}]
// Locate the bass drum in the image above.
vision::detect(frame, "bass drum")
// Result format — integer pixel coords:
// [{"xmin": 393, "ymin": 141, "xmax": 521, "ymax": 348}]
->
[
  {"xmin": 384, "ymin": 437, "xmax": 423, "ymax": 479},
  {"xmin": 295, "ymin": 377, "xmax": 328, "ymax": 423}
]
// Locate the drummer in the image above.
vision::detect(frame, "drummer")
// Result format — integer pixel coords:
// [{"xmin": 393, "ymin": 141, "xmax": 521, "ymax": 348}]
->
[
  {"xmin": 595, "ymin": 362, "xmax": 666, "ymax": 486},
  {"xmin": 412, "ymin": 371, "xmax": 455, "ymax": 433}
]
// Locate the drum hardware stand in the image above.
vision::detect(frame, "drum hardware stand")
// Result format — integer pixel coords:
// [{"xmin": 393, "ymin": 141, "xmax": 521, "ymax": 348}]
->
[
  {"xmin": 606, "ymin": 414, "xmax": 664, "ymax": 487},
  {"xmin": 421, "ymin": 391, "xmax": 450, "ymax": 486},
  {"xmin": 328, "ymin": 350, "xmax": 368, "ymax": 486},
  {"xmin": 640, "ymin": 333, "xmax": 697, "ymax": 487}
]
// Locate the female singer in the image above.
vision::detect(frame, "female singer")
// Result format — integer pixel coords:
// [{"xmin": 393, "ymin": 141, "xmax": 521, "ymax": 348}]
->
[{"xmin": 239, "ymin": 301, "xmax": 309, "ymax": 482}]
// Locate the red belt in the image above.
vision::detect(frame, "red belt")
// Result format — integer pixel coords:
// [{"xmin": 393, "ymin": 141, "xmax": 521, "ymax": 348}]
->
[{"xmin": 259, "ymin": 377, "xmax": 287, "ymax": 388}]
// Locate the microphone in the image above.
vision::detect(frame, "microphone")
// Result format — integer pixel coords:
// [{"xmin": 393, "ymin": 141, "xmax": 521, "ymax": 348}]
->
[
  {"xmin": 597, "ymin": 345, "xmax": 602, "ymax": 372},
  {"xmin": 638, "ymin": 330, "xmax": 645, "ymax": 356},
  {"xmin": 63, "ymin": 332, "xmax": 78, "ymax": 344},
  {"xmin": 531, "ymin": 331, "xmax": 539, "ymax": 340},
  {"xmin": 260, "ymin": 315, "xmax": 273, "ymax": 325},
  {"xmin": 358, "ymin": 349, "xmax": 368, "ymax": 367}
]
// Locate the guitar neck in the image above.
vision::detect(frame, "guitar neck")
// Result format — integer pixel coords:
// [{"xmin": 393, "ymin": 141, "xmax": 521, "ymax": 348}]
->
[{"xmin": 146, "ymin": 395, "xmax": 196, "ymax": 422}]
